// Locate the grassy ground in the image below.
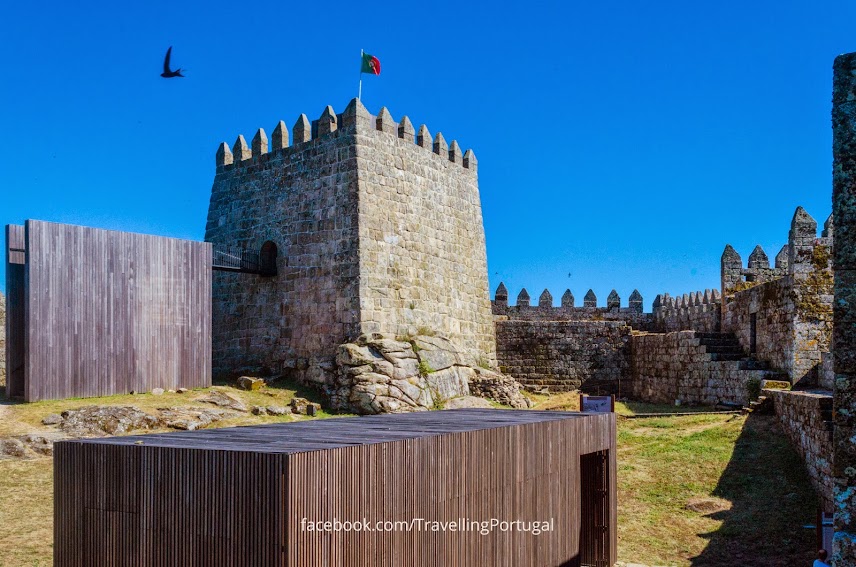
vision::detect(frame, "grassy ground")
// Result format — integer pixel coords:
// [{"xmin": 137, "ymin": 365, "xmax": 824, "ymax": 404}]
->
[
  {"xmin": 0, "ymin": 392, "xmax": 820, "ymax": 566},
  {"xmin": 615, "ymin": 402, "xmax": 817, "ymax": 566}
]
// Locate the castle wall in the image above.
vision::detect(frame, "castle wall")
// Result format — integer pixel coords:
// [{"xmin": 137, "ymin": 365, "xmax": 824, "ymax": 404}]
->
[
  {"xmin": 721, "ymin": 278, "xmax": 796, "ymax": 378},
  {"xmin": 630, "ymin": 331, "xmax": 769, "ymax": 406},
  {"xmin": 720, "ymin": 237, "xmax": 833, "ymax": 385},
  {"xmin": 821, "ymin": 351, "xmax": 835, "ymax": 390},
  {"xmin": 206, "ymin": 100, "xmax": 495, "ymax": 379},
  {"xmin": 205, "ymin": 124, "xmax": 362, "ymax": 378},
  {"xmin": 495, "ymin": 320, "xmax": 631, "ymax": 393},
  {"xmin": 832, "ymin": 52, "xmax": 856, "ymax": 562},
  {"xmin": 650, "ymin": 290, "xmax": 721, "ymax": 333},
  {"xmin": 769, "ymin": 389, "xmax": 834, "ymax": 511},
  {"xmin": 354, "ymin": 107, "xmax": 495, "ymax": 364}
]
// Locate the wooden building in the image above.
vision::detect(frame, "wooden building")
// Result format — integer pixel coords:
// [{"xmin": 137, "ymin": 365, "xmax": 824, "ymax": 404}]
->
[
  {"xmin": 54, "ymin": 409, "xmax": 616, "ymax": 566},
  {"xmin": 5, "ymin": 220, "xmax": 212, "ymax": 401}
]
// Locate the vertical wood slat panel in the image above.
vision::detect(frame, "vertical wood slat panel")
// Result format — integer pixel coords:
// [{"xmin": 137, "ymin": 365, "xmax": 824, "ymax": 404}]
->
[
  {"xmin": 55, "ymin": 409, "xmax": 616, "ymax": 567},
  {"xmin": 5, "ymin": 225, "xmax": 27, "ymax": 398},
  {"xmin": 7, "ymin": 220, "xmax": 212, "ymax": 401}
]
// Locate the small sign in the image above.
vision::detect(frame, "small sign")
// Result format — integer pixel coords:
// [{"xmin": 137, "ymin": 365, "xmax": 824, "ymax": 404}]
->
[{"xmin": 581, "ymin": 395, "xmax": 615, "ymax": 413}]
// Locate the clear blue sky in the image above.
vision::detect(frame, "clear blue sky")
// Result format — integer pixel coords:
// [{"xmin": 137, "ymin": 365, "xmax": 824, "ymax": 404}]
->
[{"xmin": 1, "ymin": 0, "xmax": 849, "ymax": 309}]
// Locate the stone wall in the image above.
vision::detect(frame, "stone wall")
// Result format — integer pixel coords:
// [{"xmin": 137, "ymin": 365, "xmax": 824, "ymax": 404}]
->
[
  {"xmin": 0, "ymin": 291, "xmax": 5, "ymax": 388},
  {"xmin": 354, "ymin": 104, "xmax": 495, "ymax": 365},
  {"xmin": 832, "ymin": 51, "xmax": 856, "ymax": 562},
  {"xmin": 821, "ymin": 351, "xmax": 835, "ymax": 391},
  {"xmin": 721, "ymin": 278, "xmax": 796, "ymax": 378},
  {"xmin": 491, "ymin": 285, "xmax": 653, "ymax": 330},
  {"xmin": 205, "ymin": 111, "xmax": 362, "ymax": 379},
  {"xmin": 630, "ymin": 331, "xmax": 770, "ymax": 406},
  {"xmin": 721, "ymin": 248, "xmax": 833, "ymax": 385},
  {"xmin": 769, "ymin": 389, "xmax": 834, "ymax": 511},
  {"xmin": 720, "ymin": 208, "xmax": 833, "ymax": 386},
  {"xmin": 205, "ymin": 99, "xmax": 495, "ymax": 380},
  {"xmin": 650, "ymin": 289, "xmax": 721, "ymax": 333},
  {"xmin": 495, "ymin": 320, "xmax": 631, "ymax": 393}
]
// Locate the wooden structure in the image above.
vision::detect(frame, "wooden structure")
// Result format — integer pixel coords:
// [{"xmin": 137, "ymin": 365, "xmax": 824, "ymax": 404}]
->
[
  {"xmin": 55, "ymin": 409, "xmax": 617, "ymax": 566},
  {"xmin": 5, "ymin": 220, "xmax": 212, "ymax": 401}
]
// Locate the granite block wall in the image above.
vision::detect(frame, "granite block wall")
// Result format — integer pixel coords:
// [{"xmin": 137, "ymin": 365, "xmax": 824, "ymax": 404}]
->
[
  {"xmin": 491, "ymin": 286, "xmax": 653, "ymax": 330},
  {"xmin": 769, "ymin": 389, "xmax": 834, "ymax": 511},
  {"xmin": 205, "ymin": 99, "xmax": 495, "ymax": 380},
  {"xmin": 205, "ymin": 116, "xmax": 362, "ymax": 379},
  {"xmin": 720, "ymin": 209, "xmax": 833, "ymax": 386},
  {"xmin": 630, "ymin": 331, "xmax": 768, "ymax": 406},
  {"xmin": 354, "ymin": 105, "xmax": 495, "ymax": 365},
  {"xmin": 650, "ymin": 290, "xmax": 721, "ymax": 333},
  {"xmin": 832, "ymin": 51, "xmax": 856, "ymax": 562},
  {"xmin": 821, "ymin": 351, "xmax": 835, "ymax": 391},
  {"xmin": 495, "ymin": 320, "xmax": 631, "ymax": 393},
  {"xmin": 722, "ymin": 278, "xmax": 796, "ymax": 378}
]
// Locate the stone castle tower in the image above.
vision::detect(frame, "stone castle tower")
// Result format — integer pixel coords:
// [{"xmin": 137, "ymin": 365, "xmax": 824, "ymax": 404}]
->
[{"xmin": 205, "ymin": 98, "xmax": 496, "ymax": 382}]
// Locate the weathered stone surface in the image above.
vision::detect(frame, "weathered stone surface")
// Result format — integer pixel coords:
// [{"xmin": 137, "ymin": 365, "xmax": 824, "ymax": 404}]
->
[
  {"xmin": 236, "ymin": 376, "xmax": 265, "ymax": 391},
  {"xmin": 251, "ymin": 405, "xmax": 268, "ymax": 415},
  {"xmin": 325, "ymin": 333, "xmax": 521, "ymax": 414},
  {"xmin": 412, "ymin": 336, "xmax": 460, "ymax": 371},
  {"xmin": 768, "ymin": 389, "xmax": 834, "ymax": 511},
  {"xmin": 290, "ymin": 397, "xmax": 321, "ymax": 416},
  {"xmin": 42, "ymin": 414, "xmax": 62, "ymax": 425},
  {"xmin": 195, "ymin": 390, "xmax": 248, "ymax": 412},
  {"xmin": 468, "ymin": 368, "xmax": 531, "ymax": 409},
  {"xmin": 631, "ymin": 331, "xmax": 783, "ymax": 406},
  {"xmin": 442, "ymin": 396, "xmax": 493, "ymax": 409},
  {"xmin": 156, "ymin": 407, "xmax": 238, "ymax": 431},
  {"xmin": 151, "ymin": 388, "xmax": 164, "ymax": 396},
  {"xmin": 496, "ymin": 320, "xmax": 631, "ymax": 393},
  {"xmin": 57, "ymin": 406, "xmax": 161, "ymax": 437},
  {"xmin": 266, "ymin": 406, "xmax": 290, "ymax": 416},
  {"xmin": 833, "ymin": 52, "xmax": 856, "ymax": 564},
  {"xmin": 206, "ymin": 102, "xmax": 495, "ymax": 383}
]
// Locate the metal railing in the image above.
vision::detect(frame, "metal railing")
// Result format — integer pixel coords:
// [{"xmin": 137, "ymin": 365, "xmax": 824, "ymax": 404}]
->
[{"xmin": 212, "ymin": 244, "xmax": 261, "ymax": 273}]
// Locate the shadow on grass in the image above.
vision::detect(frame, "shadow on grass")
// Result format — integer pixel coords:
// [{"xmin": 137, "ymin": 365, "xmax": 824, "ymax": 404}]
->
[{"xmin": 690, "ymin": 412, "xmax": 817, "ymax": 566}]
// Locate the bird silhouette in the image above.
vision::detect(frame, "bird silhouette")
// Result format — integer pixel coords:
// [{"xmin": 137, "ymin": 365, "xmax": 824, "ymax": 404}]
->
[{"xmin": 161, "ymin": 46, "xmax": 184, "ymax": 78}]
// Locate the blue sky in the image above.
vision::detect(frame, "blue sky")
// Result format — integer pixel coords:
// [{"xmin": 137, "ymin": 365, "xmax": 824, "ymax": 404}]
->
[{"xmin": 0, "ymin": 0, "xmax": 849, "ymax": 309}]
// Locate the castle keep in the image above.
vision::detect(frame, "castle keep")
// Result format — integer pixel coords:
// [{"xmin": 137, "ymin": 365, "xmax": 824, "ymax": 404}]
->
[{"xmin": 205, "ymin": 99, "xmax": 495, "ymax": 383}]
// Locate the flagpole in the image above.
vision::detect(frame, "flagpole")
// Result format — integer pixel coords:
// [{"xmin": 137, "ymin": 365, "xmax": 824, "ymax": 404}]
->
[{"xmin": 358, "ymin": 49, "xmax": 363, "ymax": 100}]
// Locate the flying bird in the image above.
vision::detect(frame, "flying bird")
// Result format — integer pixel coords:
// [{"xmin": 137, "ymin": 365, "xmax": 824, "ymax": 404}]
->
[{"xmin": 161, "ymin": 46, "xmax": 185, "ymax": 78}]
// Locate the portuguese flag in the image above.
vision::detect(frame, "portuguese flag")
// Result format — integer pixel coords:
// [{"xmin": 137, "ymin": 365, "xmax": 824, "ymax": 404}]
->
[{"xmin": 361, "ymin": 52, "xmax": 381, "ymax": 75}]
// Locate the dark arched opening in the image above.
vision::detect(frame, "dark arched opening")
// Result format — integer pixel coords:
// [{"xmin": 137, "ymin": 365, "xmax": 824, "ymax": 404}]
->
[{"xmin": 259, "ymin": 241, "xmax": 278, "ymax": 277}]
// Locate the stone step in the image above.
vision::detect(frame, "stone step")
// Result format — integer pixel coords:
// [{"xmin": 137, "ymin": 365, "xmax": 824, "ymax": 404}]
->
[
  {"xmin": 704, "ymin": 345, "xmax": 745, "ymax": 354},
  {"xmin": 709, "ymin": 353, "xmax": 746, "ymax": 362},
  {"xmin": 695, "ymin": 332, "xmax": 735, "ymax": 340},
  {"xmin": 697, "ymin": 338, "xmax": 742, "ymax": 348},
  {"xmin": 741, "ymin": 360, "xmax": 772, "ymax": 371}
]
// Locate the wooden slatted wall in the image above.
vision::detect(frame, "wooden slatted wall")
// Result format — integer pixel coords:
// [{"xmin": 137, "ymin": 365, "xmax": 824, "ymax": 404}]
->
[
  {"xmin": 15, "ymin": 220, "xmax": 212, "ymax": 401},
  {"xmin": 5, "ymin": 224, "xmax": 26, "ymax": 398},
  {"xmin": 55, "ymin": 410, "xmax": 616, "ymax": 566}
]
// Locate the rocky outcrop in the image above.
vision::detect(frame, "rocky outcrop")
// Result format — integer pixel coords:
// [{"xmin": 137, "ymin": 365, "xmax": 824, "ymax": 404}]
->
[
  {"xmin": 323, "ymin": 333, "xmax": 529, "ymax": 414},
  {"xmin": 468, "ymin": 369, "xmax": 532, "ymax": 409}
]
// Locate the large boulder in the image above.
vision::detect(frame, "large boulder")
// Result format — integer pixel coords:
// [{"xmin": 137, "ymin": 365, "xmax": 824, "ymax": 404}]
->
[{"xmin": 324, "ymin": 333, "xmax": 527, "ymax": 414}]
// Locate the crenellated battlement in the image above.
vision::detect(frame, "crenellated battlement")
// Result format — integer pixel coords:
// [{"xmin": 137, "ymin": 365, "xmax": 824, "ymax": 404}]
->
[
  {"xmin": 651, "ymin": 289, "xmax": 722, "ymax": 333},
  {"xmin": 492, "ymin": 283, "xmax": 644, "ymax": 312},
  {"xmin": 213, "ymin": 98, "xmax": 478, "ymax": 175},
  {"xmin": 720, "ymin": 206, "xmax": 833, "ymax": 295}
]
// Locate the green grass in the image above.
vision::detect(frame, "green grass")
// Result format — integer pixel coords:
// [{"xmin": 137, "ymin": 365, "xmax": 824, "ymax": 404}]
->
[
  {"xmin": 0, "ymin": 388, "xmax": 821, "ymax": 567},
  {"xmin": 617, "ymin": 411, "xmax": 817, "ymax": 566}
]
